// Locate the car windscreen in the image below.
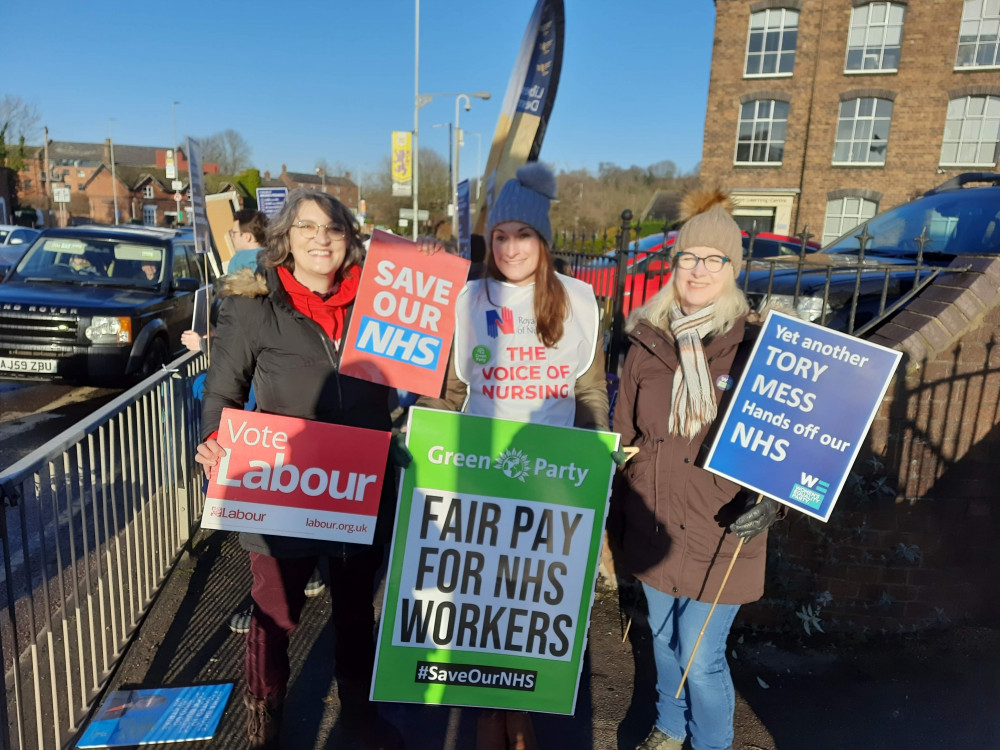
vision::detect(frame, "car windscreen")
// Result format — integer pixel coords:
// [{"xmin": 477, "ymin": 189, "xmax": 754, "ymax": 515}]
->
[
  {"xmin": 11, "ymin": 237, "xmax": 166, "ymax": 286},
  {"xmin": 823, "ymin": 188, "xmax": 1000, "ymax": 259}
]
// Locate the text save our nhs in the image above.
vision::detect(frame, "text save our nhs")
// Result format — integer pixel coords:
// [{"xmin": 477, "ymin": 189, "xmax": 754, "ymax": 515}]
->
[{"xmin": 355, "ymin": 315, "xmax": 442, "ymax": 370}]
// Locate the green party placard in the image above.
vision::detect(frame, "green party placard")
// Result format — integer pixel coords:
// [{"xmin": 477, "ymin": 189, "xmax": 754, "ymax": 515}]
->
[{"xmin": 372, "ymin": 407, "xmax": 620, "ymax": 715}]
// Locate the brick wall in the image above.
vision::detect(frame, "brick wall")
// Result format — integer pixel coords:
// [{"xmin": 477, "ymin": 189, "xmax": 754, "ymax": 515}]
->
[
  {"xmin": 704, "ymin": 0, "xmax": 1000, "ymax": 237},
  {"xmin": 741, "ymin": 257, "xmax": 1000, "ymax": 634}
]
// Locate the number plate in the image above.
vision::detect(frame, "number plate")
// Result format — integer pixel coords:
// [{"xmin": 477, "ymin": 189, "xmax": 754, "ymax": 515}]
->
[{"xmin": 0, "ymin": 357, "xmax": 57, "ymax": 373}]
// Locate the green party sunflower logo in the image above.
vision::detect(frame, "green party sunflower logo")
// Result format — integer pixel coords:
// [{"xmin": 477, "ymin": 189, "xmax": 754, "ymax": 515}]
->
[{"xmin": 494, "ymin": 448, "xmax": 531, "ymax": 482}]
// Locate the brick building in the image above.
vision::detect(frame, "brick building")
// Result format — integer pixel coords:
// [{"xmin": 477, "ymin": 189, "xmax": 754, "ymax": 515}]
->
[
  {"xmin": 702, "ymin": 0, "xmax": 1000, "ymax": 243},
  {"xmin": 17, "ymin": 140, "xmax": 220, "ymax": 226},
  {"xmin": 278, "ymin": 164, "xmax": 359, "ymax": 209}
]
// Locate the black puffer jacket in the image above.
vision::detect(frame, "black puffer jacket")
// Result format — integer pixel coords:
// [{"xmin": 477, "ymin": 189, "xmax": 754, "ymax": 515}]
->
[{"xmin": 201, "ymin": 267, "xmax": 396, "ymax": 558}]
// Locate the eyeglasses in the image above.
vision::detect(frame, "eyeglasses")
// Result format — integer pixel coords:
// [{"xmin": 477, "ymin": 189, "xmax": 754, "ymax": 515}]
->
[
  {"xmin": 292, "ymin": 220, "xmax": 347, "ymax": 240},
  {"xmin": 674, "ymin": 251, "xmax": 730, "ymax": 273},
  {"xmin": 227, "ymin": 229, "xmax": 243, "ymax": 238}
]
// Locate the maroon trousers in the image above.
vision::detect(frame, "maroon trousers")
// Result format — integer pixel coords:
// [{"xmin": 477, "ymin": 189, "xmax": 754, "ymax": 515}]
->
[{"xmin": 246, "ymin": 547, "xmax": 382, "ymax": 714}]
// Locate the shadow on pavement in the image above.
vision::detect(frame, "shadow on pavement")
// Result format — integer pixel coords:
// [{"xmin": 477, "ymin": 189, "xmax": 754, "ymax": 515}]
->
[{"xmin": 83, "ymin": 527, "xmax": 1000, "ymax": 750}]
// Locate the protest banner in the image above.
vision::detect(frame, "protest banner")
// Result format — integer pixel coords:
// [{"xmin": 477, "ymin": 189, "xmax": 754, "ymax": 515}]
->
[
  {"xmin": 704, "ymin": 310, "xmax": 901, "ymax": 522},
  {"xmin": 339, "ymin": 229, "xmax": 469, "ymax": 397},
  {"xmin": 371, "ymin": 407, "xmax": 619, "ymax": 714},
  {"xmin": 77, "ymin": 684, "xmax": 233, "ymax": 748},
  {"xmin": 200, "ymin": 409, "xmax": 390, "ymax": 544}
]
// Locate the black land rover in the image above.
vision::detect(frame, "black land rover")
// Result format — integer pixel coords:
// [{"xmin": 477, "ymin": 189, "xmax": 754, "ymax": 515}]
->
[{"xmin": 0, "ymin": 225, "xmax": 218, "ymax": 385}]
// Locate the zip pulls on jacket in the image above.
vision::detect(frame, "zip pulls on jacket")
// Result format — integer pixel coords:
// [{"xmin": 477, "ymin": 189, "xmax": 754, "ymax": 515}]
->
[{"xmin": 269, "ymin": 280, "xmax": 355, "ymax": 413}]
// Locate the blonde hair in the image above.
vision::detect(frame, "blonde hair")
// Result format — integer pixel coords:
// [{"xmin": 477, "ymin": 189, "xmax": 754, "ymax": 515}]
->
[{"xmin": 626, "ymin": 267, "xmax": 749, "ymax": 339}]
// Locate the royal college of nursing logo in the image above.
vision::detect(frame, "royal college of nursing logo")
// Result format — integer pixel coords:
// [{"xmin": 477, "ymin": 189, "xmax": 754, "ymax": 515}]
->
[
  {"xmin": 485, "ymin": 307, "xmax": 514, "ymax": 339},
  {"xmin": 494, "ymin": 448, "xmax": 531, "ymax": 482}
]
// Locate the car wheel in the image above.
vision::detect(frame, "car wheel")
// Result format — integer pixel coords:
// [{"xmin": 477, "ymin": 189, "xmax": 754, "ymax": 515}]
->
[{"xmin": 137, "ymin": 337, "xmax": 169, "ymax": 380}]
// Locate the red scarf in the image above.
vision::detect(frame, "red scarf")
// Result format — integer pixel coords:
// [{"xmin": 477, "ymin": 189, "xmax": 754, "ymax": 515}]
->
[{"xmin": 277, "ymin": 265, "xmax": 360, "ymax": 342}]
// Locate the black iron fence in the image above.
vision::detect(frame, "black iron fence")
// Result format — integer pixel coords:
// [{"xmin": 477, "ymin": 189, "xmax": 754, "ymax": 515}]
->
[{"xmin": 553, "ymin": 211, "xmax": 957, "ymax": 372}]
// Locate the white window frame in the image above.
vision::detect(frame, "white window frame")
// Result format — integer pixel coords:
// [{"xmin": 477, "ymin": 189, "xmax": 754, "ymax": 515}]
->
[
  {"xmin": 734, "ymin": 99, "xmax": 789, "ymax": 165},
  {"xmin": 955, "ymin": 0, "xmax": 1000, "ymax": 69},
  {"xmin": 939, "ymin": 95, "xmax": 1000, "ymax": 167},
  {"xmin": 845, "ymin": 2, "xmax": 905, "ymax": 74},
  {"xmin": 823, "ymin": 197, "xmax": 879, "ymax": 244},
  {"xmin": 143, "ymin": 184, "xmax": 155, "ymax": 199},
  {"xmin": 142, "ymin": 204, "xmax": 157, "ymax": 226},
  {"xmin": 744, "ymin": 8, "xmax": 799, "ymax": 78},
  {"xmin": 833, "ymin": 97, "xmax": 893, "ymax": 165}
]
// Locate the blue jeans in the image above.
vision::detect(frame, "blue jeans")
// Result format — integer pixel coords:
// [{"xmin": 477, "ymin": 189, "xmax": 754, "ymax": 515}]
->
[{"xmin": 641, "ymin": 583, "xmax": 740, "ymax": 750}]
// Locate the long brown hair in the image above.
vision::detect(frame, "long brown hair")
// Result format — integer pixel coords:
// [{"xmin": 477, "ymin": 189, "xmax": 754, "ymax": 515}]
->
[{"xmin": 486, "ymin": 234, "xmax": 568, "ymax": 348}]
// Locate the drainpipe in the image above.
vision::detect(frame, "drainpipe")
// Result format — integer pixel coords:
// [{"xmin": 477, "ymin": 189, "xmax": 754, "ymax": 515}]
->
[{"xmin": 794, "ymin": 0, "xmax": 826, "ymax": 234}]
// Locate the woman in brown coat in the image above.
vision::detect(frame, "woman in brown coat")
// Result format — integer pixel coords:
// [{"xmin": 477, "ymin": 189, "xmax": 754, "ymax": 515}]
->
[{"xmin": 611, "ymin": 191, "xmax": 781, "ymax": 750}]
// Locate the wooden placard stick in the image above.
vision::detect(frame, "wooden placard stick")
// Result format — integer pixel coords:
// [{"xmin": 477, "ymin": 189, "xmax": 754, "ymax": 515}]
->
[{"xmin": 674, "ymin": 493, "xmax": 761, "ymax": 698}]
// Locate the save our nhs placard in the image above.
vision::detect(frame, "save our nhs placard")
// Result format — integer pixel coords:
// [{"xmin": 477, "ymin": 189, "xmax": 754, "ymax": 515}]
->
[
  {"xmin": 372, "ymin": 407, "xmax": 620, "ymax": 714},
  {"xmin": 704, "ymin": 310, "xmax": 901, "ymax": 522},
  {"xmin": 340, "ymin": 230, "xmax": 470, "ymax": 397}
]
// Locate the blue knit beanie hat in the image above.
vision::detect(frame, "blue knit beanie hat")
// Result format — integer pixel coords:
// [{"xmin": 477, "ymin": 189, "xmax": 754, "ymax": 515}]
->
[{"xmin": 488, "ymin": 162, "xmax": 557, "ymax": 246}]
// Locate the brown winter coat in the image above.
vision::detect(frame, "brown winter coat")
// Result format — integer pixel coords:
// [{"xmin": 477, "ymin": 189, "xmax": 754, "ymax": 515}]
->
[{"xmin": 610, "ymin": 314, "xmax": 769, "ymax": 605}]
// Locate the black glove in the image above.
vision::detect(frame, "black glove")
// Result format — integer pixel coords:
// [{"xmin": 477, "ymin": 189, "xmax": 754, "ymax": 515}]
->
[
  {"xmin": 729, "ymin": 497, "xmax": 780, "ymax": 541},
  {"xmin": 389, "ymin": 431, "xmax": 413, "ymax": 469}
]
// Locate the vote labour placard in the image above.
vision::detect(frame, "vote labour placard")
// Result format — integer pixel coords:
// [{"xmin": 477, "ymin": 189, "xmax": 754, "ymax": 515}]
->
[
  {"xmin": 200, "ymin": 408, "xmax": 390, "ymax": 544},
  {"xmin": 371, "ymin": 407, "xmax": 620, "ymax": 714},
  {"xmin": 339, "ymin": 230, "xmax": 470, "ymax": 396},
  {"xmin": 704, "ymin": 311, "xmax": 901, "ymax": 522}
]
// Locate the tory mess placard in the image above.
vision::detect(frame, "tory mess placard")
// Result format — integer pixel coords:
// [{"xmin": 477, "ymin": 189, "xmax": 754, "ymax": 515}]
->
[
  {"xmin": 704, "ymin": 311, "xmax": 901, "ymax": 521},
  {"xmin": 340, "ymin": 230, "xmax": 470, "ymax": 397},
  {"xmin": 371, "ymin": 407, "xmax": 619, "ymax": 714}
]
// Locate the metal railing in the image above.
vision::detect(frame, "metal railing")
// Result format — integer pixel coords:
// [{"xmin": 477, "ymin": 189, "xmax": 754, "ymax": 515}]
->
[
  {"xmin": 552, "ymin": 214, "xmax": 962, "ymax": 370},
  {"xmin": 0, "ymin": 352, "xmax": 207, "ymax": 749}
]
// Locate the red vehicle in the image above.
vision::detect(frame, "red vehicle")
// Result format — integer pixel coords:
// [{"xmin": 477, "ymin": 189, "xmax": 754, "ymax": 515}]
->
[{"xmin": 571, "ymin": 230, "xmax": 819, "ymax": 317}]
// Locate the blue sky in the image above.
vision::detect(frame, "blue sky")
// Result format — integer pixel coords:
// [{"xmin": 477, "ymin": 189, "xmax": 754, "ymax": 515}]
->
[{"xmin": 6, "ymin": 1, "xmax": 715, "ymax": 185}]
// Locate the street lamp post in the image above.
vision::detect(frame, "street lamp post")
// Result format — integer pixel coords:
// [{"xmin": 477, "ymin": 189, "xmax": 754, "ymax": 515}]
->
[
  {"xmin": 414, "ymin": 91, "xmax": 490, "ymax": 237},
  {"xmin": 172, "ymin": 101, "xmax": 180, "ymax": 222},
  {"xmin": 463, "ymin": 131, "xmax": 484, "ymax": 201},
  {"xmin": 431, "ymin": 122, "xmax": 453, "ymax": 218},
  {"xmin": 452, "ymin": 94, "xmax": 491, "ymax": 235},
  {"xmin": 315, "ymin": 167, "xmax": 326, "ymax": 192},
  {"xmin": 172, "ymin": 101, "xmax": 179, "ymax": 160},
  {"xmin": 412, "ymin": 0, "xmax": 420, "ymax": 239},
  {"xmin": 109, "ymin": 119, "xmax": 119, "ymax": 225},
  {"xmin": 453, "ymin": 95, "xmax": 473, "ymax": 237}
]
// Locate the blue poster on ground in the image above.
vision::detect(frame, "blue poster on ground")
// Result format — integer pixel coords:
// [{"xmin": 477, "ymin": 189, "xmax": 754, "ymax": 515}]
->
[
  {"xmin": 76, "ymin": 683, "xmax": 233, "ymax": 747},
  {"xmin": 704, "ymin": 311, "xmax": 901, "ymax": 522}
]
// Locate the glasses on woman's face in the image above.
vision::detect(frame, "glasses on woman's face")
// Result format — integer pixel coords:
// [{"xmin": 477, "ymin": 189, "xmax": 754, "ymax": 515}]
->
[
  {"xmin": 292, "ymin": 220, "xmax": 347, "ymax": 240},
  {"xmin": 673, "ymin": 251, "xmax": 730, "ymax": 273}
]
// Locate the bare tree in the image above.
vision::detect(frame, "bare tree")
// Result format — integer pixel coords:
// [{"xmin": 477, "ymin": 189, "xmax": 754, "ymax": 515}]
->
[
  {"xmin": 193, "ymin": 129, "xmax": 253, "ymax": 173},
  {"xmin": 314, "ymin": 158, "xmax": 350, "ymax": 177},
  {"xmin": 0, "ymin": 95, "xmax": 41, "ymax": 142},
  {"xmin": 549, "ymin": 161, "xmax": 701, "ymax": 243},
  {"xmin": 362, "ymin": 149, "xmax": 451, "ymax": 232},
  {"xmin": 0, "ymin": 96, "xmax": 41, "ymax": 171}
]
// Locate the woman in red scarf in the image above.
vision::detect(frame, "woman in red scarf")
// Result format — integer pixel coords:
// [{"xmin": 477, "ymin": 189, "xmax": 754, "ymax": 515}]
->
[{"xmin": 195, "ymin": 189, "xmax": 400, "ymax": 750}]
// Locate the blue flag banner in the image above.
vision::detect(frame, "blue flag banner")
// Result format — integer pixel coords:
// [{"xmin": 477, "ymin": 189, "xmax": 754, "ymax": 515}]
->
[{"xmin": 704, "ymin": 310, "xmax": 901, "ymax": 522}]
